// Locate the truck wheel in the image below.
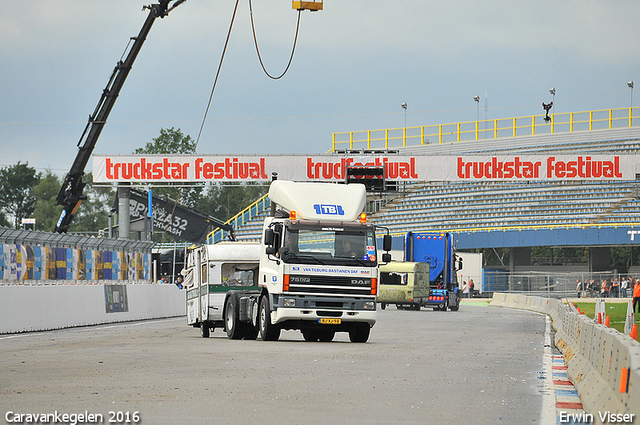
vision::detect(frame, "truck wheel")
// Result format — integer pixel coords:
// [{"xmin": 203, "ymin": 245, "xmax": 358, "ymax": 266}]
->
[
  {"xmin": 318, "ymin": 329, "xmax": 335, "ymax": 342},
  {"xmin": 349, "ymin": 323, "xmax": 370, "ymax": 343},
  {"xmin": 201, "ymin": 322, "xmax": 210, "ymax": 338},
  {"xmin": 449, "ymin": 304, "xmax": 459, "ymax": 311},
  {"xmin": 225, "ymin": 297, "xmax": 245, "ymax": 340},
  {"xmin": 258, "ymin": 296, "xmax": 280, "ymax": 341},
  {"xmin": 302, "ymin": 329, "xmax": 319, "ymax": 342},
  {"xmin": 244, "ymin": 326, "xmax": 259, "ymax": 340}
]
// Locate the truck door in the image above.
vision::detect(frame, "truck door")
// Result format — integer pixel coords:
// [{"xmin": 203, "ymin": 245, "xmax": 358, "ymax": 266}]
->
[
  {"xmin": 185, "ymin": 248, "xmax": 200, "ymax": 325},
  {"xmin": 199, "ymin": 248, "xmax": 209, "ymax": 321}
]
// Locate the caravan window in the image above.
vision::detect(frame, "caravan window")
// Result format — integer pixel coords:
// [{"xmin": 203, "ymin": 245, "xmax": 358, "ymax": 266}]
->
[
  {"xmin": 381, "ymin": 272, "xmax": 408, "ymax": 286},
  {"xmin": 221, "ymin": 263, "xmax": 258, "ymax": 287}
]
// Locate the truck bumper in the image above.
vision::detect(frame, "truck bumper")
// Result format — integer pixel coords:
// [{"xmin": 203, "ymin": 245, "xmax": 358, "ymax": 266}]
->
[{"xmin": 270, "ymin": 294, "xmax": 377, "ymax": 327}]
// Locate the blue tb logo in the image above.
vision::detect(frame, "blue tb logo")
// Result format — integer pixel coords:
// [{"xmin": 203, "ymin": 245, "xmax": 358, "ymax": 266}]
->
[{"xmin": 313, "ymin": 204, "xmax": 345, "ymax": 216}]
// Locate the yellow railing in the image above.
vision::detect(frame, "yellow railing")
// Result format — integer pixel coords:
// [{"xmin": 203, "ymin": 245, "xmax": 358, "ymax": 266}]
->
[
  {"xmin": 330, "ymin": 107, "xmax": 638, "ymax": 152},
  {"xmin": 206, "ymin": 194, "xmax": 271, "ymax": 244}
]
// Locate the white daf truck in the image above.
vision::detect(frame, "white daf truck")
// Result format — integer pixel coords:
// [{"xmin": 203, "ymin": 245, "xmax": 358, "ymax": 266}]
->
[{"xmin": 183, "ymin": 180, "xmax": 392, "ymax": 343}]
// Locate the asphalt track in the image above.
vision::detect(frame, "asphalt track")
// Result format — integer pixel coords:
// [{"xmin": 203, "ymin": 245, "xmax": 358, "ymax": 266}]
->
[{"xmin": 0, "ymin": 302, "xmax": 553, "ymax": 425}]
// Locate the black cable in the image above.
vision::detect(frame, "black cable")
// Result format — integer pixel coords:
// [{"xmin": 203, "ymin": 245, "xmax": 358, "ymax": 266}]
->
[
  {"xmin": 164, "ymin": 0, "xmax": 240, "ymax": 244},
  {"xmin": 194, "ymin": 0, "xmax": 241, "ymax": 152},
  {"xmin": 249, "ymin": 0, "xmax": 302, "ymax": 80}
]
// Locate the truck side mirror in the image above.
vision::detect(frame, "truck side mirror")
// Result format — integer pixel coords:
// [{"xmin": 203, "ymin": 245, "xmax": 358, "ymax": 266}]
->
[
  {"xmin": 457, "ymin": 259, "xmax": 463, "ymax": 270},
  {"xmin": 266, "ymin": 246, "xmax": 277, "ymax": 256},
  {"xmin": 382, "ymin": 253, "xmax": 392, "ymax": 263},
  {"xmin": 264, "ymin": 228, "xmax": 274, "ymax": 246},
  {"xmin": 383, "ymin": 234, "xmax": 392, "ymax": 252}
]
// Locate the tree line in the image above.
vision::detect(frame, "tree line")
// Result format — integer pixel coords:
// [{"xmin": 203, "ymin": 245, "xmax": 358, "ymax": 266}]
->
[{"xmin": 0, "ymin": 128, "xmax": 266, "ymax": 242}]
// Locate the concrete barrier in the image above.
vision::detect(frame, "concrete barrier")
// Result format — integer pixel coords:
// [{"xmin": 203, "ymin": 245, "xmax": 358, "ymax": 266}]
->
[
  {"xmin": 0, "ymin": 284, "xmax": 185, "ymax": 334},
  {"xmin": 490, "ymin": 293, "xmax": 639, "ymax": 423}
]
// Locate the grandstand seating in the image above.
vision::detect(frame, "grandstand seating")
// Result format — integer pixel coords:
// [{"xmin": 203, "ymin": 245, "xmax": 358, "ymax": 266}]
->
[
  {"xmin": 372, "ymin": 128, "xmax": 640, "ymax": 234},
  {"xmin": 371, "ymin": 180, "xmax": 640, "ymax": 234},
  {"xmin": 375, "ymin": 128, "xmax": 640, "ymax": 232}
]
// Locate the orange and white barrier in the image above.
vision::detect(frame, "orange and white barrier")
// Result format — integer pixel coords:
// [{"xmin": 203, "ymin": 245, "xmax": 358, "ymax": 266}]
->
[{"xmin": 490, "ymin": 293, "xmax": 639, "ymax": 422}]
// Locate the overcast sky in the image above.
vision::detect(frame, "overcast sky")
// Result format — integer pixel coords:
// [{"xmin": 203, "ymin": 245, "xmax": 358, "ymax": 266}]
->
[{"xmin": 2, "ymin": 0, "xmax": 639, "ymax": 175}]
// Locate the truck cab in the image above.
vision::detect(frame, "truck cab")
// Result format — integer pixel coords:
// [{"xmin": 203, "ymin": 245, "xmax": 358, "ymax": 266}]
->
[
  {"xmin": 257, "ymin": 180, "xmax": 390, "ymax": 342},
  {"xmin": 405, "ymin": 232, "xmax": 461, "ymax": 311},
  {"xmin": 260, "ymin": 215, "xmax": 379, "ymax": 341}
]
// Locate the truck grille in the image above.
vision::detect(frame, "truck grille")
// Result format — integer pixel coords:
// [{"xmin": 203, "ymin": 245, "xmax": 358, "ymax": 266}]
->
[{"xmin": 288, "ymin": 275, "xmax": 372, "ymax": 297}]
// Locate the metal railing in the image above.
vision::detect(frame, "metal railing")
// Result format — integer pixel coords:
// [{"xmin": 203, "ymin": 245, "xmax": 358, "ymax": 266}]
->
[
  {"xmin": 330, "ymin": 107, "xmax": 639, "ymax": 152},
  {"xmin": 383, "ymin": 221, "xmax": 640, "ymax": 243},
  {"xmin": 482, "ymin": 270, "xmax": 624, "ymax": 300},
  {"xmin": 206, "ymin": 194, "xmax": 271, "ymax": 244},
  {"xmin": 0, "ymin": 227, "xmax": 154, "ymax": 285}
]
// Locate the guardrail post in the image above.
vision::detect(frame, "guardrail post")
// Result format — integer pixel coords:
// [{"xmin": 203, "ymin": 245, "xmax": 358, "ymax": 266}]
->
[
  {"xmin": 439, "ymin": 124, "xmax": 443, "ymax": 144},
  {"xmin": 513, "ymin": 118, "xmax": 517, "ymax": 137},
  {"xmin": 475, "ymin": 121, "xmax": 479, "ymax": 140},
  {"xmin": 494, "ymin": 119, "xmax": 498, "ymax": 139},
  {"xmin": 570, "ymin": 112, "xmax": 574, "ymax": 132},
  {"xmin": 457, "ymin": 123, "xmax": 461, "ymax": 142},
  {"xmin": 532, "ymin": 115, "xmax": 536, "ymax": 135}
]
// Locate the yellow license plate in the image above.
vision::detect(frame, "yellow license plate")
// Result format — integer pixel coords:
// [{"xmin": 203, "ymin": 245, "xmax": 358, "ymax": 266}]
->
[{"xmin": 319, "ymin": 318, "xmax": 341, "ymax": 325}]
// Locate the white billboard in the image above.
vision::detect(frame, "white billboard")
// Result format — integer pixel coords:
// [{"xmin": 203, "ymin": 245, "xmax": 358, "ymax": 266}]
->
[{"xmin": 92, "ymin": 154, "xmax": 638, "ymax": 183}]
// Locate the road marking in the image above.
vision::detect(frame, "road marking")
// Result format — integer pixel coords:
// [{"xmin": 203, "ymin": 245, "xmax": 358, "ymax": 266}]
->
[
  {"xmin": 0, "ymin": 317, "xmax": 184, "ymax": 340},
  {"xmin": 540, "ymin": 316, "xmax": 558, "ymax": 425}
]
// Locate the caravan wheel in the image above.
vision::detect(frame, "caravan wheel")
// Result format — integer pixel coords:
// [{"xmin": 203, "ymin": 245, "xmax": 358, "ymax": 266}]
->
[{"xmin": 201, "ymin": 322, "xmax": 210, "ymax": 338}]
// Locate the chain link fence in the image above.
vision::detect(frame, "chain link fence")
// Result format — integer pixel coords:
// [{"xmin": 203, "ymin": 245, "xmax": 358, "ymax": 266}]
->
[{"xmin": 483, "ymin": 270, "xmax": 625, "ymax": 299}]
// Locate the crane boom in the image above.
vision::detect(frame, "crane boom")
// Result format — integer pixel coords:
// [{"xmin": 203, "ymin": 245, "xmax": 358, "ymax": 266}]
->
[{"xmin": 54, "ymin": 0, "xmax": 185, "ymax": 233}]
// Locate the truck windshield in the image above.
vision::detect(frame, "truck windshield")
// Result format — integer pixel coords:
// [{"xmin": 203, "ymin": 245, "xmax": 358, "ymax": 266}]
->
[{"xmin": 280, "ymin": 222, "xmax": 377, "ymax": 267}]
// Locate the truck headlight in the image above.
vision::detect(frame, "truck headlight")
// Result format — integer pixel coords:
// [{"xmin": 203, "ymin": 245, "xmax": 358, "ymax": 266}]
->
[
  {"xmin": 363, "ymin": 301, "xmax": 375, "ymax": 310},
  {"xmin": 283, "ymin": 298, "xmax": 296, "ymax": 307}
]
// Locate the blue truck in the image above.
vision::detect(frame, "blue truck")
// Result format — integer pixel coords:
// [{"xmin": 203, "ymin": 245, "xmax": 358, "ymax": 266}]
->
[{"xmin": 405, "ymin": 232, "xmax": 461, "ymax": 311}]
